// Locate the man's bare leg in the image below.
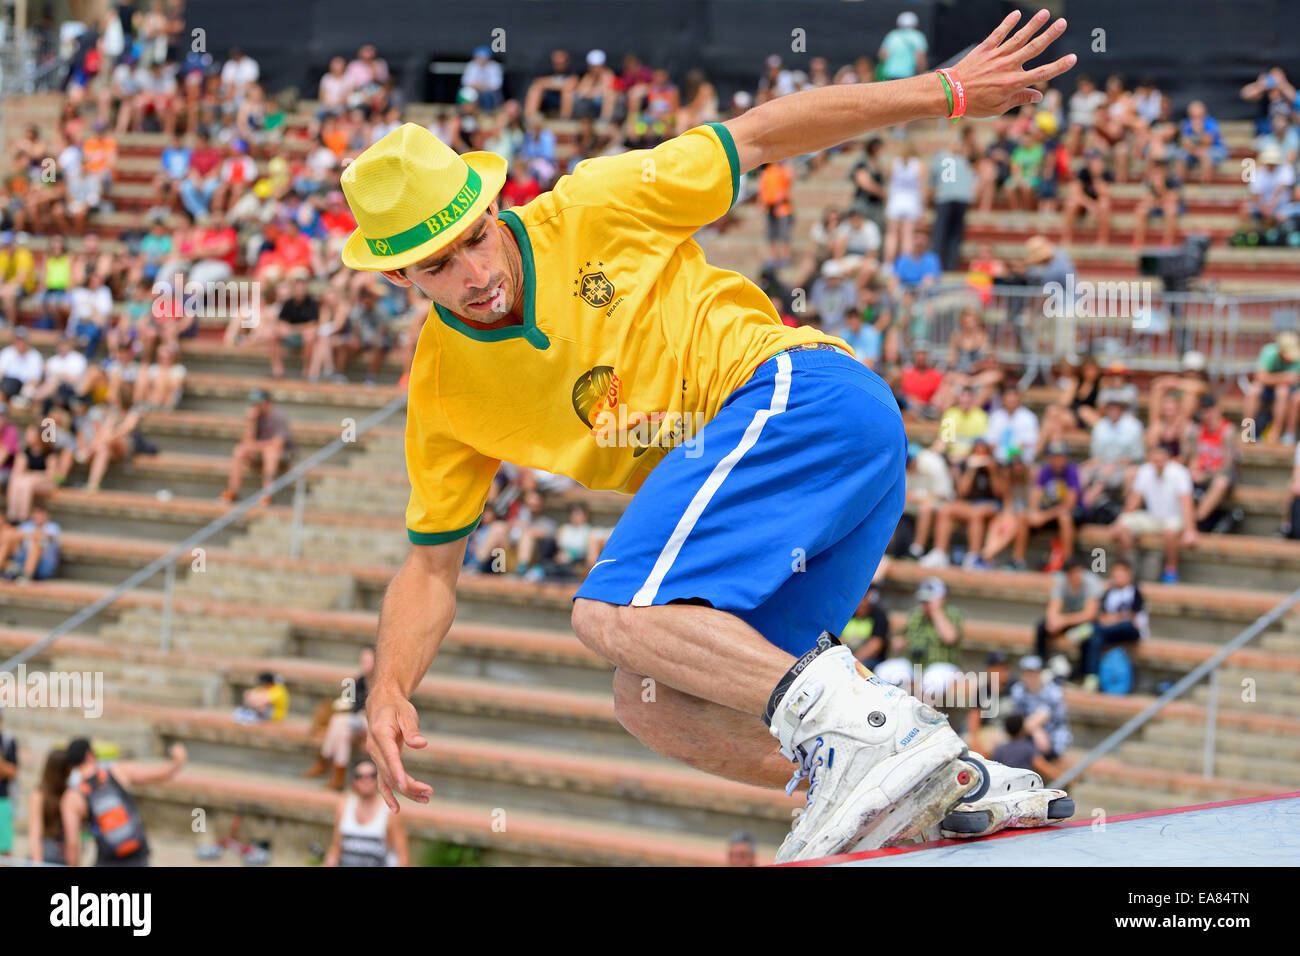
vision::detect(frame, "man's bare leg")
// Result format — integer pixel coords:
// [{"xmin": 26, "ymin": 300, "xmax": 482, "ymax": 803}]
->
[
  {"xmin": 610, "ymin": 666, "xmax": 795, "ymax": 789},
  {"xmin": 571, "ymin": 598, "xmax": 795, "ymax": 717}
]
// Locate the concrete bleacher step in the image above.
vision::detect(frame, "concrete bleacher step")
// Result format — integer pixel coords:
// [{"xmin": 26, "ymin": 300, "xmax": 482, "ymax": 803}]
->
[
  {"xmin": 1065, "ymin": 783, "xmax": 1189, "ymax": 817},
  {"xmin": 1117, "ymin": 741, "xmax": 1300, "ymax": 788},
  {"xmin": 130, "ymin": 760, "xmax": 762, "ymax": 866},
  {"xmin": 1190, "ymin": 681, "xmax": 1300, "ymax": 718},
  {"xmin": 134, "ymin": 704, "xmax": 795, "ymax": 842},
  {"xmin": 1143, "ymin": 720, "xmax": 1300, "ymax": 763}
]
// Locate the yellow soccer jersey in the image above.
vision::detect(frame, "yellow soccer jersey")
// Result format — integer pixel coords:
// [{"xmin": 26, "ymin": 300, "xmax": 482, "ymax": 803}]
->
[{"xmin": 405, "ymin": 122, "xmax": 848, "ymax": 544}]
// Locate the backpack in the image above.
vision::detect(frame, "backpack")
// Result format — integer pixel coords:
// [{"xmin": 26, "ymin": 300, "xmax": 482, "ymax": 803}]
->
[{"xmin": 1098, "ymin": 647, "xmax": 1134, "ymax": 695}]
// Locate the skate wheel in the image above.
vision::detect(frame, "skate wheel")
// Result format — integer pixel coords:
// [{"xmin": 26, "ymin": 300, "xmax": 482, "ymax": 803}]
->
[
  {"xmin": 958, "ymin": 756, "xmax": 990, "ymax": 802},
  {"xmin": 1047, "ymin": 796, "xmax": 1075, "ymax": 820},
  {"xmin": 940, "ymin": 809, "xmax": 991, "ymax": 834}
]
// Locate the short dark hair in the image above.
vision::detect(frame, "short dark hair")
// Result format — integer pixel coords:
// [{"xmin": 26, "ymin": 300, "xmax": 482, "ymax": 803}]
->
[
  {"xmin": 1004, "ymin": 714, "xmax": 1025, "ymax": 737},
  {"xmin": 66, "ymin": 737, "xmax": 93, "ymax": 767},
  {"xmin": 1063, "ymin": 555, "xmax": 1083, "ymax": 573}
]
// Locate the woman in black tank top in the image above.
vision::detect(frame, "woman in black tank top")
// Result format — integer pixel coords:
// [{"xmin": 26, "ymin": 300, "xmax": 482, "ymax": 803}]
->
[{"xmin": 5, "ymin": 425, "xmax": 58, "ymax": 523}]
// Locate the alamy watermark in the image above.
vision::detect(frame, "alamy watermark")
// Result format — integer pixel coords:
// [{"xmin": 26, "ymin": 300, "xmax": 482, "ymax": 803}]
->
[
  {"xmin": 152, "ymin": 273, "xmax": 261, "ymax": 327},
  {"xmin": 0, "ymin": 665, "xmax": 103, "ymax": 718}
]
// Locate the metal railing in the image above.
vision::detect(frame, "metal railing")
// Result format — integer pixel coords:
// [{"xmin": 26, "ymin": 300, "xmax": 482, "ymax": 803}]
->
[
  {"xmin": 0, "ymin": 392, "xmax": 408, "ymax": 673},
  {"xmin": 901, "ymin": 282, "xmax": 1300, "ymax": 388},
  {"xmin": 1051, "ymin": 583, "xmax": 1300, "ymax": 788}
]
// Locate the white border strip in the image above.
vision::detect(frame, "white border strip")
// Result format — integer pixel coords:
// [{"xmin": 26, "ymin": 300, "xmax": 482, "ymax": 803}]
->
[{"xmin": 631, "ymin": 352, "xmax": 793, "ymax": 606}]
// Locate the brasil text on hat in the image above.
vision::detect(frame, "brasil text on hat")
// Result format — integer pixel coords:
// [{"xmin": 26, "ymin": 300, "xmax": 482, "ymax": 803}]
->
[{"xmin": 339, "ymin": 123, "xmax": 506, "ymax": 272}]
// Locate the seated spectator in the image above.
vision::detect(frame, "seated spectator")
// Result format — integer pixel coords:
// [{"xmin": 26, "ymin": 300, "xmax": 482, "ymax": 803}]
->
[
  {"xmin": 877, "ymin": 11, "xmax": 927, "ymax": 81},
  {"xmin": 758, "ymin": 160, "xmax": 795, "ymax": 270},
  {"xmin": 1184, "ymin": 395, "xmax": 1241, "ymax": 533},
  {"xmin": 211, "ymin": 140, "xmax": 257, "ymax": 215},
  {"xmin": 891, "ymin": 231, "xmax": 941, "ymax": 292},
  {"xmin": 1004, "ymin": 125, "xmax": 1047, "ymax": 211},
  {"xmin": 265, "ymin": 276, "xmax": 319, "ymax": 379},
  {"xmin": 1241, "ymin": 145, "xmax": 1295, "ymax": 230},
  {"xmin": 1175, "ymin": 99, "xmax": 1228, "ymax": 185},
  {"xmin": 896, "ymin": 576, "xmax": 964, "ymax": 702},
  {"xmin": 934, "ymin": 386, "xmax": 989, "ymax": 467},
  {"xmin": 1034, "ymin": 555, "xmax": 1103, "ymax": 670},
  {"xmin": 1132, "ymin": 157, "xmax": 1183, "ymax": 247},
  {"xmin": 922, "ymin": 437, "xmax": 1005, "ymax": 569},
  {"xmin": 1241, "ymin": 331, "xmax": 1300, "ymax": 444},
  {"xmin": 343, "ymin": 285, "xmax": 395, "ymax": 385},
  {"xmin": 36, "ymin": 235, "xmax": 74, "ymax": 328},
  {"xmin": 317, "ymin": 56, "xmax": 352, "ymax": 121},
  {"xmin": 965, "ymin": 240, "xmax": 1008, "ymax": 307},
  {"xmin": 676, "ymin": 68, "xmax": 719, "ymax": 136},
  {"xmin": 307, "ymin": 644, "xmax": 374, "ymax": 791},
  {"xmin": 234, "ymin": 672, "xmax": 289, "ymax": 724},
  {"xmin": 0, "ymin": 504, "xmax": 61, "ymax": 581},
  {"xmin": 904, "ymin": 441, "xmax": 954, "ymax": 559},
  {"xmin": 840, "ymin": 311, "xmax": 881, "ymax": 369},
  {"xmin": 551, "ymin": 503, "xmax": 606, "ymax": 580},
  {"xmin": 932, "ymin": 308, "xmax": 1002, "ymax": 411},
  {"xmin": 985, "ymin": 382, "xmax": 1040, "ymax": 467},
  {"xmin": 1011, "ymin": 440, "xmax": 1080, "ymax": 571},
  {"xmin": 1146, "ymin": 390, "xmax": 1192, "ymax": 461},
  {"xmin": 843, "ymin": 587, "xmax": 890, "ymax": 668},
  {"xmin": 461, "ymin": 46, "xmax": 504, "ymax": 112},
  {"xmin": 221, "ymin": 389, "xmax": 294, "ymax": 505},
  {"xmin": 572, "ymin": 49, "xmax": 617, "ymax": 123},
  {"xmin": 808, "ymin": 258, "xmax": 855, "ymax": 337},
  {"xmin": 1061, "ymin": 147, "xmax": 1114, "ymax": 245},
  {"xmin": 83, "ymin": 384, "xmax": 140, "ymax": 493},
  {"xmin": 992, "ymin": 713, "xmax": 1056, "ymax": 778},
  {"xmin": 136, "ymin": 344, "xmax": 186, "ymax": 410},
  {"xmin": 0, "ymin": 231, "xmax": 38, "ymax": 327},
  {"xmin": 1078, "ymin": 388, "xmax": 1145, "ymax": 523},
  {"xmin": 1010, "ymin": 655, "xmax": 1072, "ymax": 767},
  {"xmin": 524, "ymin": 49, "xmax": 579, "ymax": 120},
  {"xmin": 899, "ymin": 346, "xmax": 944, "ymax": 418},
  {"xmin": 323, "ymin": 759, "xmax": 409, "ymax": 867},
  {"xmin": 6, "ymin": 424, "xmax": 62, "ymax": 521},
  {"xmin": 0, "ymin": 328, "xmax": 44, "ymax": 406},
  {"xmin": 33, "ymin": 334, "xmax": 88, "ymax": 413},
  {"xmin": 500, "ymin": 155, "xmax": 542, "ymax": 209},
  {"xmin": 0, "ymin": 401, "xmax": 18, "ymax": 487},
  {"xmin": 1039, "ymin": 354, "xmax": 1102, "ymax": 455},
  {"xmin": 1111, "ymin": 443, "xmax": 1197, "ymax": 583},
  {"xmin": 1148, "ymin": 349, "xmax": 1210, "ymax": 425},
  {"xmin": 1079, "ymin": 558, "xmax": 1147, "ymax": 691}
]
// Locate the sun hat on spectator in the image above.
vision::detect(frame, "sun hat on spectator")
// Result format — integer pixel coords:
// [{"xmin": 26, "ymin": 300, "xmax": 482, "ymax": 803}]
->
[
  {"xmin": 586, "ymin": 49, "xmax": 606, "ymax": 68},
  {"xmin": 1278, "ymin": 332, "xmax": 1300, "ymax": 363},
  {"xmin": 1046, "ymin": 439, "xmax": 1070, "ymax": 457},
  {"xmin": 821, "ymin": 259, "xmax": 846, "ymax": 279},
  {"xmin": 339, "ymin": 122, "xmax": 506, "ymax": 272},
  {"xmin": 1033, "ymin": 111, "xmax": 1058, "ymax": 136},
  {"xmin": 248, "ymin": 388, "xmax": 270, "ymax": 404},
  {"xmin": 1097, "ymin": 387, "xmax": 1129, "ymax": 408},
  {"xmin": 13, "ymin": 327, "xmax": 28, "ymax": 340},
  {"xmin": 1259, "ymin": 144, "xmax": 1283, "ymax": 166},
  {"xmin": 765, "ymin": 54, "xmax": 782, "ymax": 69},
  {"xmin": 1019, "ymin": 655, "xmax": 1043, "ymax": 672},
  {"xmin": 916, "ymin": 577, "xmax": 947, "ymax": 602},
  {"xmin": 472, "ymin": 46, "xmax": 492, "ymax": 60},
  {"xmin": 897, "ymin": 11, "xmax": 920, "ymax": 29},
  {"xmin": 1182, "ymin": 349, "xmax": 1207, "ymax": 372}
]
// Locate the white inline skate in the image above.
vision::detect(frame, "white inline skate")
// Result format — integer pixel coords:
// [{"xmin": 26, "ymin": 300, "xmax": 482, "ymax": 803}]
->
[
  {"xmin": 926, "ymin": 758, "xmax": 1074, "ymax": 839},
  {"xmin": 769, "ymin": 645, "xmax": 989, "ymax": 864}
]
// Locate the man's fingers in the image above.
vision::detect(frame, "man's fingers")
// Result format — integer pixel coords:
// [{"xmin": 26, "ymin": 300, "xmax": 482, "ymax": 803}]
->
[
  {"xmin": 1026, "ymin": 54, "xmax": 1079, "ymax": 88},
  {"xmin": 980, "ymin": 9, "xmax": 1023, "ymax": 52},
  {"xmin": 1017, "ymin": 16, "xmax": 1068, "ymax": 65},
  {"xmin": 378, "ymin": 776, "xmax": 400, "ymax": 814},
  {"xmin": 1006, "ymin": 8, "xmax": 1053, "ymax": 54},
  {"xmin": 398, "ymin": 707, "xmax": 428, "ymax": 750}
]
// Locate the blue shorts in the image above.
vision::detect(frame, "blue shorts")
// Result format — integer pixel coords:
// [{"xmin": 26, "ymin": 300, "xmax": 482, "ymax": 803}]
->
[{"xmin": 574, "ymin": 345, "xmax": 907, "ymax": 657}]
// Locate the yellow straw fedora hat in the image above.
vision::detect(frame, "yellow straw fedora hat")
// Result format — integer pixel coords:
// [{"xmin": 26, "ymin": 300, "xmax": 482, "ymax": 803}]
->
[{"xmin": 340, "ymin": 123, "xmax": 507, "ymax": 272}]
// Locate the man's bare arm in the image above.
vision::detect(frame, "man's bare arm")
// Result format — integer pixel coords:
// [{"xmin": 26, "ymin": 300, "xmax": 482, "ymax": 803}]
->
[
  {"xmin": 727, "ymin": 10, "xmax": 1074, "ymax": 174},
  {"xmin": 366, "ymin": 537, "xmax": 467, "ymax": 811}
]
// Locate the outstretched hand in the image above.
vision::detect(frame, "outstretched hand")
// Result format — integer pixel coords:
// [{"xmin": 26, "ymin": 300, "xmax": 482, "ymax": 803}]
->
[{"xmin": 950, "ymin": 9, "xmax": 1076, "ymax": 119}]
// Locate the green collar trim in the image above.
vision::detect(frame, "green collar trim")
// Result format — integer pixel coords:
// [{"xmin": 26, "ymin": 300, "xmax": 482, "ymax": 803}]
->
[
  {"xmin": 706, "ymin": 122, "xmax": 740, "ymax": 209},
  {"xmin": 431, "ymin": 209, "xmax": 549, "ymax": 349},
  {"xmin": 364, "ymin": 166, "xmax": 483, "ymax": 257}
]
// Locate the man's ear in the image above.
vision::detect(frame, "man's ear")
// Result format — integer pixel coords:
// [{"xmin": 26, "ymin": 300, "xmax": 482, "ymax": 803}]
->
[{"xmin": 380, "ymin": 268, "xmax": 412, "ymax": 288}]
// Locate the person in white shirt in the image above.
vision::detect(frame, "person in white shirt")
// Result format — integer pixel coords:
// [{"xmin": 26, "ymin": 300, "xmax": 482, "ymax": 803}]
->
[
  {"xmin": 985, "ymin": 384, "xmax": 1041, "ymax": 466},
  {"xmin": 318, "ymin": 56, "xmax": 352, "ymax": 118},
  {"xmin": 1245, "ymin": 145, "xmax": 1296, "ymax": 227},
  {"xmin": 905, "ymin": 441, "xmax": 955, "ymax": 558},
  {"xmin": 0, "ymin": 330, "xmax": 45, "ymax": 404},
  {"xmin": 461, "ymin": 46, "xmax": 504, "ymax": 112},
  {"xmin": 31, "ymin": 335, "xmax": 88, "ymax": 410},
  {"xmin": 220, "ymin": 48, "xmax": 261, "ymax": 108},
  {"xmin": 1110, "ymin": 443, "xmax": 1197, "ymax": 583}
]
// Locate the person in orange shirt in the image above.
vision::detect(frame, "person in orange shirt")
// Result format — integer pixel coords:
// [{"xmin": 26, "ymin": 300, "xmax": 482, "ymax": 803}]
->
[
  {"xmin": 81, "ymin": 122, "xmax": 118, "ymax": 192},
  {"xmin": 758, "ymin": 160, "xmax": 794, "ymax": 268}
]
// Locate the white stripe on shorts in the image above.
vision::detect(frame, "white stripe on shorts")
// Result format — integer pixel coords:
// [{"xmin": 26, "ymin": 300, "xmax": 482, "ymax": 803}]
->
[{"xmin": 631, "ymin": 351, "xmax": 793, "ymax": 607}]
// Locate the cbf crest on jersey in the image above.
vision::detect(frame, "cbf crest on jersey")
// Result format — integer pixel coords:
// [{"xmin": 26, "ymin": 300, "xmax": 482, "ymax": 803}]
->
[{"xmin": 573, "ymin": 260, "xmax": 615, "ymax": 308}]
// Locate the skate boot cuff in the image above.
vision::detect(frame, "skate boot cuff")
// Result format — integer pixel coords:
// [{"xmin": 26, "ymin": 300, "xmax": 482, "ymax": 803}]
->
[{"xmin": 763, "ymin": 631, "xmax": 843, "ymax": 726}]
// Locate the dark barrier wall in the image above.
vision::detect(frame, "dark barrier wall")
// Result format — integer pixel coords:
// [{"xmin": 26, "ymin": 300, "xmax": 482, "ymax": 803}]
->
[{"xmin": 184, "ymin": 0, "xmax": 1295, "ymax": 118}]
